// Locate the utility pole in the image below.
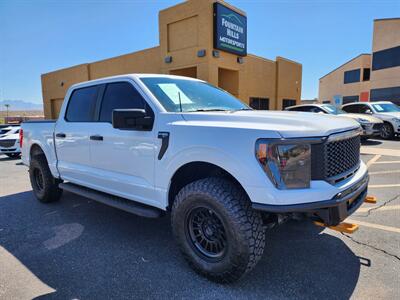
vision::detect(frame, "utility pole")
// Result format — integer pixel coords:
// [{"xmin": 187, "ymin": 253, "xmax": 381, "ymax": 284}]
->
[{"xmin": 4, "ymin": 104, "xmax": 10, "ymax": 123}]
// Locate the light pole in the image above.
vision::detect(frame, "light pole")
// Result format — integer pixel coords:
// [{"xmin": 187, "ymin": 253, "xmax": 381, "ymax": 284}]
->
[{"xmin": 4, "ymin": 104, "xmax": 10, "ymax": 123}]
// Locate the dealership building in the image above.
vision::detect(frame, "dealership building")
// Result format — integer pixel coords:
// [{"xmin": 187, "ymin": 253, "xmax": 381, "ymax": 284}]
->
[
  {"xmin": 319, "ymin": 18, "xmax": 400, "ymax": 106},
  {"xmin": 42, "ymin": 0, "xmax": 302, "ymax": 119}
]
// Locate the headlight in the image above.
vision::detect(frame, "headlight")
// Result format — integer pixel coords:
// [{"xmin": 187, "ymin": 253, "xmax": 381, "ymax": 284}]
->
[
  {"xmin": 392, "ymin": 118, "xmax": 400, "ymax": 123},
  {"xmin": 255, "ymin": 140, "xmax": 311, "ymax": 189},
  {"xmin": 357, "ymin": 118, "xmax": 369, "ymax": 124}
]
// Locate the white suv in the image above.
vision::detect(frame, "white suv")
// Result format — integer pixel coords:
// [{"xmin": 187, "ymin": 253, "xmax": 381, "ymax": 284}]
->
[
  {"xmin": 0, "ymin": 125, "xmax": 21, "ymax": 158},
  {"xmin": 342, "ymin": 101, "xmax": 400, "ymax": 139}
]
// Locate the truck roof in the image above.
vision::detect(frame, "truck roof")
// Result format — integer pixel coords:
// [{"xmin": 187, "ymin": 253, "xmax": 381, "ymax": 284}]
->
[{"xmin": 70, "ymin": 73, "xmax": 204, "ymax": 90}]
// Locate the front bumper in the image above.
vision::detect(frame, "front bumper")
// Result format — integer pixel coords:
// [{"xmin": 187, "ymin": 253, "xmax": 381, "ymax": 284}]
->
[
  {"xmin": 361, "ymin": 123, "xmax": 382, "ymax": 137},
  {"xmin": 253, "ymin": 172, "xmax": 369, "ymax": 226},
  {"xmin": 0, "ymin": 147, "xmax": 20, "ymax": 154}
]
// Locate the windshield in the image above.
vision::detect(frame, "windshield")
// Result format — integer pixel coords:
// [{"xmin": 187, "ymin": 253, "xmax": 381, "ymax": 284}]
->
[
  {"xmin": 372, "ymin": 103, "xmax": 400, "ymax": 113},
  {"xmin": 140, "ymin": 77, "xmax": 250, "ymax": 112},
  {"xmin": 322, "ymin": 104, "xmax": 346, "ymax": 115}
]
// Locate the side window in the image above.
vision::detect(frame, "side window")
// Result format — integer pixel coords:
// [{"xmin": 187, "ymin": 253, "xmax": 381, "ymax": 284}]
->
[
  {"xmin": 287, "ymin": 107, "xmax": 303, "ymax": 111},
  {"xmin": 66, "ymin": 85, "xmax": 99, "ymax": 122},
  {"xmin": 358, "ymin": 105, "xmax": 370, "ymax": 114},
  {"xmin": 290, "ymin": 106, "xmax": 309, "ymax": 112},
  {"xmin": 99, "ymin": 82, "xmax": 149, "ymax": 123},
  {"xmin": 311, "ymin": 107, "xmax": 325, "ymax": 113},
  {"xmin": 343, "ymin": 104, "xmax": 359, "ymax": 113}
]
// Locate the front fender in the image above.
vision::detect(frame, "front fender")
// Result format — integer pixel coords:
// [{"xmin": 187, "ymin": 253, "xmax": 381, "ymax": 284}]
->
[{"xmin": 155, "ymin": 145, "xmax": 274, "ymax": 207}]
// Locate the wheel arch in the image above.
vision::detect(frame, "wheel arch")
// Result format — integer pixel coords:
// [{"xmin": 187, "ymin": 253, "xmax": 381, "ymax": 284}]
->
[{"xmin": 167, "ymin": 161, "xmax": 250, "ymax": 211}]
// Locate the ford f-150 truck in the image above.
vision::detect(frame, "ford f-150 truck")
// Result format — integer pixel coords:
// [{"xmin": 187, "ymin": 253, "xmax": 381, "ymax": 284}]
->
[{"xmin": 21, "ymin": 74, "xmax": 369, "ymax": 283}]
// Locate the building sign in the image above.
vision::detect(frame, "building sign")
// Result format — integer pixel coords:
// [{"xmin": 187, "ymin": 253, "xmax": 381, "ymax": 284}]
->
[
  {"xmin": 333, "ymin": 95, "xmax": 342, "ymax": 106},
  {"xmin": 213, "ymin": 2, "xmax": 247, "ymax": 56}
]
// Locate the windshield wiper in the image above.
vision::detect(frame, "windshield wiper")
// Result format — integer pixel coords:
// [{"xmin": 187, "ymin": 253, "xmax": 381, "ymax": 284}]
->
[
  {"xmin": 232, "ymin": 108, "xmax": 253, "ymax": 112},
  {"xmin": 188, "ymin": 109, "xmax": 228, "ymax": 112}
]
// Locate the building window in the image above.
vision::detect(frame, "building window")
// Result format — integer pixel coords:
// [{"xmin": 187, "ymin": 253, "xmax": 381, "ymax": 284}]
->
[
  {"xmin": 363, "ymin": 68, "xmax": 370, "ymax": 81},
  {"xmin": 322, "ymin": 100, "xmax": 331, "ymax": 104},
  {"xmin": 370, "ymin": 86, "xmax": 400, "ymax": 105},
  {"xmin": 282, "ymin": 99, "xmax": 296, "ymax": 109},
  {"xmin": 249, "ymin": 97, "xmax": 269, "ymax": 110},
  {"xmin": 372, "ymin": 45, "xmax": 400, "ymax": 71},
  {"xmin": 343, "ymin": 69, "xmax": 361, "ymax": 84},
  {"xmin": 342, "ymin": 95, "xmax": 359, "ymax": 104}
]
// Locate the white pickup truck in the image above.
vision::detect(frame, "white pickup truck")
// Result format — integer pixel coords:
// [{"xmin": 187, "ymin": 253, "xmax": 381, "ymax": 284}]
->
[{"xmin": 21, "ymin": 74, "xmax": 369, "ymax": 283}]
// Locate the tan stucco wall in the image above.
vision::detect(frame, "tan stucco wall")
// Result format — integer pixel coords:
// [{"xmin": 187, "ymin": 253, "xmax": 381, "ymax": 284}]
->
[
  {"xmin": 42, "ymin": 0, "xmax": 302, "ymax": 119},
  {"xmin": 276, "ymin": 57, "xmax": 302, "ymax": 109},
  {"xmin": 318, "ymin": 54, "xmax": 371, "ymax": 103},
  {"xmin": 370, "ymin": 19, "xmax": 400, "ymax": 91},
  {"xmin": 319, "ymin": 18, "xmax": 400, "ymax": 104}
]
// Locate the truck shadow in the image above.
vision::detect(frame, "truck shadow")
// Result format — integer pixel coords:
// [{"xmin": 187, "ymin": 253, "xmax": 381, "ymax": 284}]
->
[{"xmin": 0, "ymin": 191, "xmax": 361, "ymax": 299}]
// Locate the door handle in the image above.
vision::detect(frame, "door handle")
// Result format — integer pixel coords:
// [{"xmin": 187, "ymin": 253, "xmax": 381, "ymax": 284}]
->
[
  {"xmin": 90, "ymin": 135, "xmax": 103, "ymax": 141},
  {"xmin": 56, "ymin": 133, "xmax": 66, "ymax": 138}
]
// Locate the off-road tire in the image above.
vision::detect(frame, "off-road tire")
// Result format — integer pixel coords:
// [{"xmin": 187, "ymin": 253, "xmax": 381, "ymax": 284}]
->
[
  {"xmin": 171, "ymin": 177, "xmax": 266, "ymax": 283},
  {"xmin": 380, "ymin": 122, "xmax": 394, "ymax": 140},
  {"xmin": 29, "ymin": 155, "xmax": 63, "ymax": 203}
]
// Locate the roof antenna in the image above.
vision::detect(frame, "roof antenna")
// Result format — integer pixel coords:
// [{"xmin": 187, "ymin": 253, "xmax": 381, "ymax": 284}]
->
[{"xmin": 178, "ymin": 91, "xmax": 183, "ymax": 112}]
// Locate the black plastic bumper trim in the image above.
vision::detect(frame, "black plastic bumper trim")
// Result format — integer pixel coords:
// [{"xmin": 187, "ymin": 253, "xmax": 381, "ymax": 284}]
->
[{"xmin": 252, "ymin": 173, "xmax": 369, "ymax": 214}]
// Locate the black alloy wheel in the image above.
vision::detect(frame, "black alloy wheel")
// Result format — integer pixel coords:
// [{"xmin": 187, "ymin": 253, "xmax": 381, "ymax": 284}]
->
[{"xmin": 186, "ymin": 207, "xmax": 227, "ymax": 261}]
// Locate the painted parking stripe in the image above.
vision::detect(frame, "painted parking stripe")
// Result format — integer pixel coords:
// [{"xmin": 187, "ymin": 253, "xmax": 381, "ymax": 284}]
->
[
  {"xmin": 369, "ymin": 170, "xmax": 400, "ymax": 175},
  {"xmin": 346, "ymin": 219, "xmax": 400, "ymax": 234},
  {"xmin": 361, "ymin": 147, "xmax": 400, "ymax": 157},
  {"xmin": 373, "ymin": 161, "xmax": 400, "ymax": 164},
  {"xmin": 369, "ymin": 184, "xmax": 400, "ymax": 188},
  {"xmin": 356, "ymin": 205, "xmax": 400, "ymax": 213},
  {"xmin": 366, "ymin": 154, "xmax": 381, "ymax": 168}
]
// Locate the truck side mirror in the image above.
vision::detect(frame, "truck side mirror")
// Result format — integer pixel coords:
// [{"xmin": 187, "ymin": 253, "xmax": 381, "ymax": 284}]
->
[
  {"xmin": 112, "ymin": 109, "xmax": 154, "ymax": 131},
  {"xmin": 365, "ymin": 109, "xmax": 372, "ymax": 114}
]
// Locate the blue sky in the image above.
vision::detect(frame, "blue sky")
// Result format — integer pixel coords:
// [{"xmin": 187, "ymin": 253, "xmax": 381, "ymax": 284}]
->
[{"xmin": 0, "ymin": 0, "xmax": 399, "ymax": 104}]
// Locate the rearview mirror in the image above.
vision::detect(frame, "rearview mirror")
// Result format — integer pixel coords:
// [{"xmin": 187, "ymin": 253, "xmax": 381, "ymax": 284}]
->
[
  {"xmin": 365, "ymin": 109, "xmax": 372, "ymax": 114},
  {"xmin": 112, "ymin": 109, "xmax": 154, "ymax": 131}
]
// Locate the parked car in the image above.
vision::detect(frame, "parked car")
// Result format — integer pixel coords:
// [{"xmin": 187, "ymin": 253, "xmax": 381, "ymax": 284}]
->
[
  {"xmin": 0, "ymin": 126, "xmax": 21, "ymax": 158},
  {"xmin": 342, "ymin": 101, "xmax": 400, "ymax": 139},
  {"xmin": 285, "ymin": 104, "xmax": 383, "ymax": 141},
  {"xmin": 21, "ymin": 74, "xmax": 368, "ymax": 283}
]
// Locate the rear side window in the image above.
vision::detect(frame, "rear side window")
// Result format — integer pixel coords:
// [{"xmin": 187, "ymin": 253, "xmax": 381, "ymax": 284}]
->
[
  {"xmin": 66, "ymin": 86, "xmax": 99, "ymax": 122},
  {"xmin": 99, "ymin": 82, "xmax": 147, "ymax": 123},
  {"xmin": 342, "ymin": 104, "xmax": 362, "ymax": 113},
  {"xmin": 289, "ymin": 106, "xmax": 311, "ymax": 112}
]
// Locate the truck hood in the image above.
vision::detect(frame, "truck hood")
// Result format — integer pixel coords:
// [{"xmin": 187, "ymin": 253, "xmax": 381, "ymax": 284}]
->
[
  {"xmin": 339, "ymin": 113, "xmax": 383, "ymax": 123},
  {"xmin": 180, "ymin": 110, "xmax": 360, "ymax": 138}
]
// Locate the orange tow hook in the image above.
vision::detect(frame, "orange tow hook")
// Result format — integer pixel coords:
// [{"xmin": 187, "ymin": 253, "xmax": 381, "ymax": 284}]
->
[
  {"xmin": 314, "ymin": 221, "xmax": 359, "ymax": 234},
  {"xmin": 364, "ymin": 195, "xmax": 377, "ymax": 204}
]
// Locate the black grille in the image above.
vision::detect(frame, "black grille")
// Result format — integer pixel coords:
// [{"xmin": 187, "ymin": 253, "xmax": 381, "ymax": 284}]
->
[
  {"xmin": 373, "ymin": 123, "xmax": 383, "ymax": 130},
  {"xmin": 311, "ymin": 133, "xmax": 360, "ymax": 182},
  {"xmin": 0, "ymin": 139, "xmax": 16, "ymax": 148},
  {"xmin": 325, "ymin": 135, "xmax": 360, "ymax": 178}
]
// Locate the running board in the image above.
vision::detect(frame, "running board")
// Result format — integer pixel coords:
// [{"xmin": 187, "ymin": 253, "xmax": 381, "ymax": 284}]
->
[{"xmin": 59, "ymin": 182, "xmax": 163, "ymax": 218}]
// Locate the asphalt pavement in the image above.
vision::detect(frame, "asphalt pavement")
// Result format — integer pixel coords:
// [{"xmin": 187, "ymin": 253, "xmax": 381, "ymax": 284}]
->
[{"xmin": 0, "ymin": 137, "xmax": 399, "ymax": 299}]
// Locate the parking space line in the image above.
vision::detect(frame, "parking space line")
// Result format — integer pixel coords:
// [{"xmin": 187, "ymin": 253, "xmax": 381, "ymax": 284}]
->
[
  {"xmin": 366, "ymin": 154, "xmax": 381, "ymax": 168},
  {"xmin": 369, "ymin": 170, "xmax": 400, "ymax": 175},
  {"xmin": 361, "ymin": 147, "xmax": 400, "ymax": 157},
  {"xmin": 373, "ymin": 160, "xmax": 400, "ymax": 164},
  {"xmin": 369, "ymin": 184, "xmax": 400, "ymax": 188},
  {"xmin": 346, "ymin": 219, "xmax": 400, "ymax": 234},
  {"xmin": 357, "ymin": 205, "xmax": 400, "ymax": 213}
]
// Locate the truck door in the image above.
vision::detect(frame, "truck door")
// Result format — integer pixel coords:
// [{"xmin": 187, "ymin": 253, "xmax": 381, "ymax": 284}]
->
[
  {"xmin": 55, "ymin": 85, "xmax": 101, "ymax": 184},
  {"xmin": 87, "ymin": 81, "xmax": 158, "ymax": 207}
]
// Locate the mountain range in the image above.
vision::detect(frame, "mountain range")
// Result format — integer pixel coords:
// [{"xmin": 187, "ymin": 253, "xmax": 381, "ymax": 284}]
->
[{"xmin": 0, "ymin": 100, "xmax": 43, "ymax": 111}]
